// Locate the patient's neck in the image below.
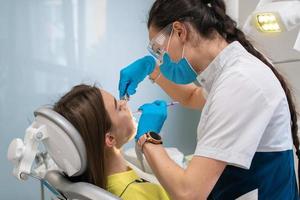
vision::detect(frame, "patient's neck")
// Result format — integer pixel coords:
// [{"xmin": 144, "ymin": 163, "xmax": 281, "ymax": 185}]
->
[{"xmin": 105, "ymin": 148, "xmax": 128, "ymax": 176}]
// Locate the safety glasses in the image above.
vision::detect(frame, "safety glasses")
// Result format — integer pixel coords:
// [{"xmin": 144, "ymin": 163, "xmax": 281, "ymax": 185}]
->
[{"xmin": 147, "ymin": 24, "xmax": 173, "ymax": 62}]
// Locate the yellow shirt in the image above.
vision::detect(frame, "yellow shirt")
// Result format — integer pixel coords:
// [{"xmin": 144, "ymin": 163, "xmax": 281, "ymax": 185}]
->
[{"xmin": 107, "ymin": 169, "xmax": 170, "ymax": 200}]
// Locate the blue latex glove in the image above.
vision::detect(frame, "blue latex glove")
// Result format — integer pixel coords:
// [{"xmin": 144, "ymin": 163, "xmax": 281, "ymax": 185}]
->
[
  {"xmin": 135, "ymin": 100, "xmax": 168, "ymax": 141},
  {"xmin": 119, "ymin": 56, "xmax": 156, "ymax": 99}
]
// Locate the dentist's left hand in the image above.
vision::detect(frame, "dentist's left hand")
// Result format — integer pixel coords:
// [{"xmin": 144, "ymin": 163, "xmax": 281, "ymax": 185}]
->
[
  {"xmin": 119, "ymin": 56, "xmax": 156, "ymax": 99},
  {"xmin": 135, "ymin": 100, "xmax": 167, "ymax": 141}
]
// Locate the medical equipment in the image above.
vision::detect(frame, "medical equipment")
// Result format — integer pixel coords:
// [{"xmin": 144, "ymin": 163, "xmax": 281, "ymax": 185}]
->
[
  {"xmin": 147, "ymin": 24, "xmax": 173, "ymax": 62},
  {"xmin": 243, "ymin": 0, "xmax": 300, "ymax": 54},
  {"xmin": 6, "ymin": 103, "xmax": 183, "ymax": 199},
  {"xmin": 132, "ymin": 101, "xmax": 179, "ymax": 115},
  {"xmin": 7, "ymin": 107, "xmax": 120, "ymax": 200},
  {"xmin": 255, "ymin": 12, "xmax": 282, "ymax": 32},
  {"xmin": 121, "ymin": 93, "xmax": 130, "ymax": 101},
  {"xmin": 160, "ymin": 52, "xmax": 198, "ymax": 84}
]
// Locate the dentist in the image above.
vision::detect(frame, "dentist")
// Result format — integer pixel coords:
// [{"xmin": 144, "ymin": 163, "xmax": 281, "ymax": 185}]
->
[{"xmin": 118, "ymin": 0, "xmax": 299, "ymax": 199}]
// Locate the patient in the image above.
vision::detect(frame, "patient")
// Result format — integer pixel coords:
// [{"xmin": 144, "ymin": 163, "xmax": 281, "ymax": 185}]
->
[{"xmin": 53, "ymin": 84, "xmax": 170, "ymax": 200}]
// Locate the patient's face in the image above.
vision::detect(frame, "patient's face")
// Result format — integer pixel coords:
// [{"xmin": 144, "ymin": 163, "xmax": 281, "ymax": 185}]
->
[{"xmin": 100, "ymin": 89, "xmax": 136, "ymax": 147}]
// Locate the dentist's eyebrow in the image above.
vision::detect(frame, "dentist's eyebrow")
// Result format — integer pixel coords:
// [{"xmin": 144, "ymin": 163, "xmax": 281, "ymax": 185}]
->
[{"xmin": 114, "ymin": 98, "xmax": 117, "ymax": 109}]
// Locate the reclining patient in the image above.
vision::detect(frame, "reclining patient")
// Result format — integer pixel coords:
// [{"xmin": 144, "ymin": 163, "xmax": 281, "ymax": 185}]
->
[{"xmin": 53, "ymin": 84, "xmax": 170, "ymax": 200}]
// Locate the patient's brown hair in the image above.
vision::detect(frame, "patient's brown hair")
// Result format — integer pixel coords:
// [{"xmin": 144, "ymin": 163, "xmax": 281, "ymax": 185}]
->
[{"xmin": 53, "ymin": 84, "xmax": 112, "ymax": 189}]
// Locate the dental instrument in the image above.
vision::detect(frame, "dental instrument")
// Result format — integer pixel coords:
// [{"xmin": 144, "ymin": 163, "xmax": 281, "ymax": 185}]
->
[
  {"xmin": 132, "ymin": 101, "xmax": 179, "ymax": 116},
  {"xmin": 121, "ymin": 93, "xmax": 130, "ymax": 101}
]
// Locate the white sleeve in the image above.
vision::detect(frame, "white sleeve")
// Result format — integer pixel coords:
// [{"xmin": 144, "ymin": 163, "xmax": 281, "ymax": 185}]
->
[{"xmin": 194, "ymin": 72, "xmax": 276, "ymax": 169}]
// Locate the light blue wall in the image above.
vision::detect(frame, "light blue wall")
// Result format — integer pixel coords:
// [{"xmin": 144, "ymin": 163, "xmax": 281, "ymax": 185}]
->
[{"xmin": 0, "ymin": 0, "xmax": 200, "ymax": 199}]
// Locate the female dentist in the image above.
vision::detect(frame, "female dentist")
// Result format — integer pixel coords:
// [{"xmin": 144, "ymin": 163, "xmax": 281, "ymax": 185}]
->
[{"xmin": 118, "ymin": 0, "xmax": 299, "ymax": 199}]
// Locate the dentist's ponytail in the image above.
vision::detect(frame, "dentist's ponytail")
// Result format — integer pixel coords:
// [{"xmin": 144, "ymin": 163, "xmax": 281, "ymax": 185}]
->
[{"xmin": 207, "ymin": 1, "xmax": 300, "ymax": 190}]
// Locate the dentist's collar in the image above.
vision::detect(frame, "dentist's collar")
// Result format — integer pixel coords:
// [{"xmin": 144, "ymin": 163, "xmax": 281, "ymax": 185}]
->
[{"xmin": 197, "ymin": 41, "xmax": 246, "ymax": 93}]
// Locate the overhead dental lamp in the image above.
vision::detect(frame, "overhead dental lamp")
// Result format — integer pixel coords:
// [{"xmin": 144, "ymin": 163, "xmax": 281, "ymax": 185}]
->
[
  {"xmin": 255, "ymin": 12, "xmax": 282, "ymax": 32},
  {"xmin": 243, "ymin": 0, "xmax": 300, "ymax": 52}
]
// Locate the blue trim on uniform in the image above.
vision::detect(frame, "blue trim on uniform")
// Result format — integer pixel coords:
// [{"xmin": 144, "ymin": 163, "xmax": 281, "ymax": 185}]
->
[{"xmin": 208, "ymin": 150, "xmax": 298, "ymax": 200}]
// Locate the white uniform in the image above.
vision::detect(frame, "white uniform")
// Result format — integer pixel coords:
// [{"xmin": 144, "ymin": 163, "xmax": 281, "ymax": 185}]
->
[{"xmin": 194, "ymin": 41, "xmax": 297, "ymax": 199}]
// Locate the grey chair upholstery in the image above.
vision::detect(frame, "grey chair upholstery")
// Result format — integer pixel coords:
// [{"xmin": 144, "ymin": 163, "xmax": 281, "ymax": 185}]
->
[
  {"xmin": 44, "ymin": 170, "xmax": 120, "ymax": 200},
  {"xmin": 34, "ymin": 107, "xmax": 120, "ymax": 200}
]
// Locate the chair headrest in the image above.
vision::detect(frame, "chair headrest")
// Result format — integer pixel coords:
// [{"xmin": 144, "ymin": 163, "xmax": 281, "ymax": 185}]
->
[{"xmin": 34, "ymin": 107, "xmax": 87, "ymax": 176}]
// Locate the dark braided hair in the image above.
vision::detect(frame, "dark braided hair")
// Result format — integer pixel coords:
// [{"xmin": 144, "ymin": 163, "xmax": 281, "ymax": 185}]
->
[{"xmin": 148, "ymin": 0, "xmax": 299, "ymax": 190}]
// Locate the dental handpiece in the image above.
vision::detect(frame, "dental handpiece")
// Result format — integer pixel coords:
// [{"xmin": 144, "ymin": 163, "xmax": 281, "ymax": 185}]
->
[{"xmin": 132, "ymin": 101, "xmax": 179, "ymax": 116}]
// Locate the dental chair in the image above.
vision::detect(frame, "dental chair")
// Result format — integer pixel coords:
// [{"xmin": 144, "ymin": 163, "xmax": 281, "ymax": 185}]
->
[
  {"xmin": 7, "ymin": 107, "xmax": 120, "ymax": 200},
  {"xmin": 7, "ymin": 107, "xmax": 188, "ymax": 199}
]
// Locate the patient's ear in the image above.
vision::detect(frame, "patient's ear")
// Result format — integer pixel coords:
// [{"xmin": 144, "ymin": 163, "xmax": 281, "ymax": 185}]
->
[{"xmin": 105, "ymin": 133, "xmax": 116, "ymax": 148}]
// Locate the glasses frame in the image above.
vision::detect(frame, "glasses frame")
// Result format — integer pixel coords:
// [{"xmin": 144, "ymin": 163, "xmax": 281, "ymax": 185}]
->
[{"xmin": 147, "ymin": 23, "xmax": 173, "ymax": 61}]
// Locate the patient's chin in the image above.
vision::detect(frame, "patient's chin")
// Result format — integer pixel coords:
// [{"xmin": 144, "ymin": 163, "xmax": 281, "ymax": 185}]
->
[{"xmin": 127, "ymin": 127, "xmax": 136, "ymax": 142}]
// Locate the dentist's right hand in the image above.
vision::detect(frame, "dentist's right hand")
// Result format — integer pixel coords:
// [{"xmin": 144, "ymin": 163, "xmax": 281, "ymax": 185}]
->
[
  {"xmin": 135, "ymin": 100, "xmax": 167, "ymax": 141},
  {"xmin": 119, "ymin": 56, "xmax": 156, "ymax": 99}
]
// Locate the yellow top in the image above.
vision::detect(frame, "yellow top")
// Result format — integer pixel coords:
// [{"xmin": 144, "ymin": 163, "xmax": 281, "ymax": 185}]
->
[{"xmin": 107, "ymin": 169, "xmax": 170, "ymax": 200}]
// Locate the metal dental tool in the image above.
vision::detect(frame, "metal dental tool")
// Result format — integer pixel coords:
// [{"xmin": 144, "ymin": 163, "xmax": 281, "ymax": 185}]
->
[
  {"xmin": 121, "ymin": 93, "xmax": 130, "ymax": 101},
  {"xmin": 132, "ymin": 101, "xmax": 179, "ymax": 116}
]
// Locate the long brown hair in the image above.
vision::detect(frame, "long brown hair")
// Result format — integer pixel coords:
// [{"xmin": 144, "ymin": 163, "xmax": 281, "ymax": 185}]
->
[
  {"xmin": 53, "ymin": 84, "xmax": 112, "ymax": 189},
  {"xmin": 148, "ymin": 0, "xmax": 299, "ymax": 187}
]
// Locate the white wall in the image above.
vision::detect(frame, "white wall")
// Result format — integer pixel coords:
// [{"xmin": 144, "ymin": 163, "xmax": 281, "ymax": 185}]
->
[{"xmin": 0, "ymin": 0, "xmax": 200, "ymax": 199}]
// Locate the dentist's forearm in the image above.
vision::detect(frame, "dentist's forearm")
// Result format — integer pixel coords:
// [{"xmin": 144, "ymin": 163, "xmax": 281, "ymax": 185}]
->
[
  {"xmin": 142, "ymin": 143, "xmax": 198, "ymax": 200},
  {"xmin": 149, "ymin": 66, "xmax": 206, "ymax": 110}
]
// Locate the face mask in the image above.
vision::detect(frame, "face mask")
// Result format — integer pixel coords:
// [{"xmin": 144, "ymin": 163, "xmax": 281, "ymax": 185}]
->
[{"xmin": 159, "ymin": 27, "xmax": 198, "ymax": 84}]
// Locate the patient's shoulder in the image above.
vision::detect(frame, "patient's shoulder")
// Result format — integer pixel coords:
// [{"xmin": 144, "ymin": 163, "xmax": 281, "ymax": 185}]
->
[{"xmin": 107, "ymin": 168, "xmax": 170, "ymax": 200}]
